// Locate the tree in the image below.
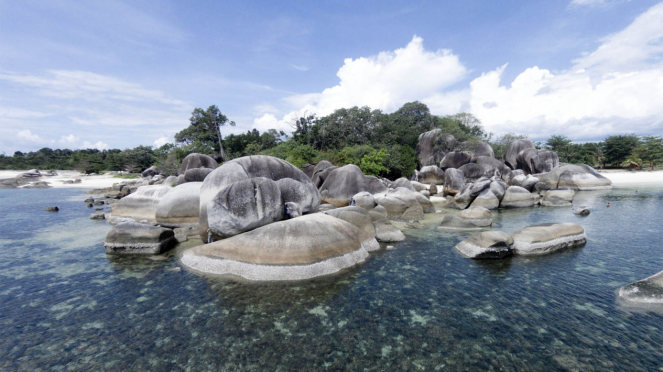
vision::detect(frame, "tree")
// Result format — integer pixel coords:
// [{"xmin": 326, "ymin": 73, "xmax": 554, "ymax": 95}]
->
[
  {"xmin": 546, "ymin": 135, "xmax": 574, "ymax": 162},
  {"xmin": 637, "ymin": 136, "xmax": 663, "ymax": 170},
  {"xmin": 175, "ymin": 105, "xmax": 235, "ymax": 161},
  {"xmin": 490, "ymin": 133, "xmax": 527, "ymax": 161},
  {"xmin": 603, "ymin": 134, "xmax": 639, "ymax": 167},
  {"xmin": 359, "ymin": 149, "xmax": 389, "ymax": 176}
]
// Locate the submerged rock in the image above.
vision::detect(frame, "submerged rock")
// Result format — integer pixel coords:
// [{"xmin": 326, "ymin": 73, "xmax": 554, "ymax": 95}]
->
[
  {"xmin": 455, "ymin": 231, "xmax": 514, "ymax": 259},
  {"xmin": 181, "ymin": 213, "xmax": 375, "ymax": 281},
  {"xmin": 618, "ymin": 270, "xmax": 663, "ymax": 304},
  {"xmin": 511, "ymin": 223, "xmax": 586, "ymax": 255},
  {"xmin": 105, "ymin": 222, "xmax": 176, "ymax": 255}
]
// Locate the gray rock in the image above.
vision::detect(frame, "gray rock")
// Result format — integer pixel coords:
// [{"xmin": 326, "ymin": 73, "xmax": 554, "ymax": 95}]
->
[
  {"xmin": 461, "ymin": 140, "xmax": 494, "ymax": 158},
  {"xmin": 419, "ymin": 190, "xmax": 430, "ymax": 198},
  {"xmin": 470, "ymin": 177, "xmax": 492, "ymax": 197},
  {"xmin": 501, "ymin": 186, "xmax": 539, "ymax": 208},
  {"xmin": 178, "ymin": 153, "xmax": 218, "ymax": 175},
  {"xmin": 447, "ymin": 184, "xmax": 475, "ymax": 210},
  {"xmin": 319, "ymin": 164, "xmax": 370, "ymax": 207},
  {"xmin": 437, "ymin": 215, "xmax": 483, "ymax": 231},
  {"xmin": 618, "ymin": 270, "xmax": 663, "ymax": 304},
  {"xmin": 277, "ymin": 178, "xmax": 321, "ymax": 214},
  {"xmin": 43, "ymin": 206, "xmax": 59, "ymax": 212},
  {"xmin": 155, "ymin": 182, "xmax": 202, "ymax": 228},
  {"xmin": 352, "ymin": 191, "xmax": 376, "ymax": 211},
  {"xmin": 391, "ymin": 177, "xmax": 416, "ymax": 192},
  {"xmin": 111, "ymin": 185, "xmax": 172, "ymax": 223},
  {"xmin": 182, "ymin": 167, "xmax": 214, "ymax": 183},
  {"xmin": 573, "ymin": 207, "xmax": 590, "ymax": 216},
  {"xmin": 311, "ymin": 161, "xmax": 336, "ymax": 187},
  {"xmin": 505, "ymin": 139, "xmax": 536, "ymax": 170},
  {"xmin": 181, "ymin": 213, "xmax": 375, "ymax": 281},
  {"xmin": 23, "ymin": 181, "xmax": 51, "ymax": 188},
  {"xmin": 87, "ymin": 203, "xmax": 93, "ymax": 208},
  {"xmin": 369, "ymin": 210, "xmax": 387, "ymax": 222},
  {"xmin": 443, "ymin": 168, "xmax": 465, "ymax": 196},
  {"xmin": 173, "ymin": 225, "xmax": 200, "ymax": 242},
  {"xmin": 141, "ymin": 165, "xmax": 161, "ymax": 178},
  {"xmin": 469, "ymin": 188, "xmax": 500, "ymax": 210},
  {"xmin": 455, "ymin": 231, "xmax": 514, "ymax": 259},
  {"xmin": 440, "ymin": 151, "xmax": 473, "ymax": 170},
  {"xmin": 416, "ymin": 129, "xmax": 457, "ymax": 166},
  {"xmin": 374, "ymin": 220, "xmax": 406, "ymax": 242},
  {"xmin": 323, "ymin": 206, "xmax": 377, "ymax": 249},
  {"xmin": 365, "ymin": 175, "xmax": 388, "ymax": 194},
  {"xmin": 199, "ymin": 155, "xmax": 319, "ymax": 240},
  {"xmin": 90, "ymin": 212, "xmax": 105, "ymax": 220},
  {"xmin": 511, "ymin": 223, "xmax": 586, "ymax": 255},
  {"xmin": 410, "ymin": 181, "xmax": 429, "ymax": 192},
  {"xmin": 540, "ymin": 196, "xmax": 572, "ymax": 207},
  {"xmin": 429, "ymin": 184, "xmax": 438, "ymax": 195},
  {"xmin": 458, "ymin": 206, "xmax": 493, "ymax": 227},
  {"xmin": 162, "ymin": 175, "xmax": 178, "ymax": 186},
  {"xmin": 521, "ymin": 175, "xmax": 539, "ymax": 192},
  {"xmin": 285, "ymin": 202, "xmax": 302, "ymax": 218},
  {"xmin": 476, "ymin": 156, "xmax": 511, "ymax": 180},
  {"xmin": 105, "ymin": 222, "xmax": 175, "ymax": 255},
  {"xmin": 318, "ymin": 204, "xmax": 338, "ymax": 212},
  {"xmin": 417, "ymin": 165, "xmax": 445, "ymax": 185},
  {"xmin": 374, "ymin": 196, "xmax": 407, "ymax": 218},
  {"xmin": 541, "ymin": 189, "xmax": 575, "ymax": 207},
  {"xmin": 536, "ymin": 164, "xmax": 611, "ymax": 190},
  {"xmin": 489, "ymin": 181, "xmax": 506, "ymax": 201},
  {"xmin": 301, "ymin": 163, "xmax": 316, "ymax": 179},
  {"xmin": 458, "ymin": 163, "xmax": 485, "ymax": 182},
  {"xmin": 208, "ymin": 177, "xmax": 284, "ymax": 239},
  {"xmin": 532, "ymin": 182, "xmax": 551, "ymax": 192}
]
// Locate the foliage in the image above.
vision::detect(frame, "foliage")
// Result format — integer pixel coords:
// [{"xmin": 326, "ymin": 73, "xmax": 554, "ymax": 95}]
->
[
  {"xmin": 359, "ymin": 149, "xmax": 389, "ymax": 176},
  {"xmin": 489, "ymin": 133, "xmax": 528, "ymax": 161},
  {"xmin": 635, "ymin": 136, "xmax": 663, "ymax": 170},
  {"xmin": 174, "ymin": 105, "xmax": 235, "ymax": 161},
  {"xmin": 603, "ymin": 134, "xmax": 639, "ymax": 167}
]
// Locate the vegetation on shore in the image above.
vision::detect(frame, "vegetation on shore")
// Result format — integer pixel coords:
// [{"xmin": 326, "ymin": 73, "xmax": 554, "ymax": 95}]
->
[{"xmin": 2, "ymin": 102, "xmax": 662, "ymax": 175}]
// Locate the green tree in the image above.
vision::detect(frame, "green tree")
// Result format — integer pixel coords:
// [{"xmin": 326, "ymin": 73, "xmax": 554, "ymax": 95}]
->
[
  {"xmin": 546, "ymin": 135, "xmax": 574, "ymax": 162},
  {"xmin": 175, "ymin": 105, "xmax": 235, "ymax": 161},
  {"xmin": 637, "ymin": 136, "xmax": 663, "ymax": 170},
  {"xmin": 359, "ymin": 149, "xmax": 389, "ymax": 176}
]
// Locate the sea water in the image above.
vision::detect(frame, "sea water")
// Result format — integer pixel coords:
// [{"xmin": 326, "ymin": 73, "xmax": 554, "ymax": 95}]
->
[{"xmin": 0, "ymin": 186, "xmax": 662, "ymax": 371}]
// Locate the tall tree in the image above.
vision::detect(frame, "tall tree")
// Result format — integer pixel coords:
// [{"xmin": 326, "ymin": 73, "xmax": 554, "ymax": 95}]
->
[
  {"xmin": 603, "ymin": 134, "xmax": 639, "ymax": 167},
  {"xmin": 175, "ymin": 105, "xmax": 235, "ymax": 161}
]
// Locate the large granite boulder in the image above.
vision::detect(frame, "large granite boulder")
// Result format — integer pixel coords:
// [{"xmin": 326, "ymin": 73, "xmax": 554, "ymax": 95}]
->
[
  {"xmin": 440, "ymin": 151, "xmax": 473, "ymax": 170},
  {"xmin": 155, "ymin": 182, "xmax": 202, "ymax": 228},
  {"xmin": 489, "ymin": 180, "xmax": 506, "ymax": 201},
  {"xmin": 416, "ymin": 129, "xmax": 457, "ymax": 166},
  {"xmin": 618, "ymin": 270, "xmax": 663, "ymax": 304},
  {"xmin": 181, "ymin": 213, "xmax": 375, "ymax": 281},
  {"xmin": 319, "ymin": 164, "xmax": 370, "ymax": 207},
  {"xmin": 443, "ymin": 168, "xmax": 465, "ymax": 196},
  {"xmin": 458, "ymin": 206, "xmax": 493, "ymax": 227},
  {"xmin": 374, "ymin": 220, "xmax": 406, "ymax": 242},
  {"xmin": 461, "ymin": 140, "xmax": 494, "ymax": 158},
  {"xmin": 537, "ymin": 164, "xmax": 612, "ymax": 190},
  {"xmin": 181, "ymin": 167, "xmax": 214, "ymax": 184},
  {"xmin": 447, "ymin": 184, "xmax": 475, "ymax": 210},
  {"xmin": 111, "ymin": 185, "xmax": 172, "ymax": 223},
  {"xmin": 540, "ymin": 189, "xmax": 575, "ymax": 207},
  {"xmin": 178, "ymin": 153, "xmax": 219, "ymax": 175},
  {"xmin": 469, "ymin": 188, "xmax": 500, "ymax": 210},
  {"xmin": 374, "ymin": 196, "xmax": 407, "ymax": 218},
  {"xmin": 208, "ymin": 177, "xmax": 285, "ymax": 239},
  {"xmin": 105, "ymin": 222, "xmax": 175, "ymax": 255},
  {"xmin": 417, "ymin": 165, "xmax": 445, "ymax": 185},
  {"xmin": 532, "ymin": 150, "xmax": 559, "ymax": 174},
  {"xmin": 410, "ymin": 181, "xmax": 429, "ymax": 192},
  {"xmin": 163, "ymin": 175, "xmax": 178, "ymax": 186},
  {"xmin": 323, "ymin": 206, "xmax": 378, "ymax": 251},
  {"xmin": 365, "ymin": 175, "xmax": 388, "ymax": 194},
  {"xmin": 477, "ymin": 156, "xmax": 511, "ymax": 180},
  {"xmin": 458, "ymin": 163, "xmax": 484, "ymax": 182},
  {"xmin": 501, "ymin": 186, "xmax": 539, "ymax": 208},
  {"xmin": 142, "ymin": 165, "xmax": 160, "ymax": 178},
  {"xmin": 455, "ymin": 231, "xmax": 514, "ymax": 259},
  {"xmin": 311, "ymin": 161, "xmax": 336, "ymax": 187},
  {"xmin": 352, "ymin": 191, "xmax": 376, "ymax": 211},
  {"xmin": 200, "ymin": 155, "xmax": 319, "ymax": 240},
  {"xmin": 391, "ymin": 178, "xmax": 416, "ymax": 192},
  {"xmin": 512, "ymin": 223, "xmax": 587, "ymax": 255},
  {"xmin": 437, "ymin": 215, "xmax": 483, "ymax": 231},
  {"xmin": 301, "ymin": 164, "xmax": 316, "ymax": 179},
  {"xmin": 505, "ymin": 139, "xmax": 536, "ymax": 170}
]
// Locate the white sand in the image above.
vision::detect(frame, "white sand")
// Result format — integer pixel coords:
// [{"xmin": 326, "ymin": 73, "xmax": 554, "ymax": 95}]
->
[
  {"xmin": 0, "ymin": 170, "xmax": 130, "ymax": 189},
  {"xmin": 599, "ymin": 170, "xmax": 663, "ymax": 185}
]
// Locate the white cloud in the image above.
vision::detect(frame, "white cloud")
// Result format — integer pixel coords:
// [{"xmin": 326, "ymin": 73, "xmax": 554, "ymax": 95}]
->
[
  {"xmin": 153, "ymin": 136, "xmax": 170, "ymax": 148},
  {"xmin": 254, "ymin": 36, "xmax": 468, "ymax": 131},
  {"xmin": 253, "ymin": 113, "xmax": 297, "ymax": 132},
  {"xmin": 289, "ymin": 64, "xmax": 309, "ymax": 72},
  {"xmin": 59, "ymin": 134, "xmax": 79, "ymax": 144},
  {"xmin": 256, "ymin": 4, "xmax": 663, "ymax": 141},
  {"xmin": 82, "ymin": 140, "xmax": 110, "ymax": 150},
  {"xmin": 17, "ymin": 130, "xmax": 45, "ymax": 143},
  {"xmin": 569, "ymin": 0, "xmax": 605, "ymax": 7}
]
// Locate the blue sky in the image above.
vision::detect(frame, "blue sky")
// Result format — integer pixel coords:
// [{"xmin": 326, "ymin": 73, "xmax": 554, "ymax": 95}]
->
[{"xmin": 1, "ymin": 0, "xmax": 662, "ymax": 153}]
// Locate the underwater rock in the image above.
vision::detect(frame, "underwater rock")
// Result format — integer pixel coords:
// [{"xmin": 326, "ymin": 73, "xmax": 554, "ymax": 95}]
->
[{"xmin": 618, "ymin": 270, "xmax": 663, "ymax": 304}]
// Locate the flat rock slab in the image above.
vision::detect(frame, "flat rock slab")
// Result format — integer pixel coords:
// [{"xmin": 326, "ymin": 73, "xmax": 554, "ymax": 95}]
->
[
  {"xmin": 105, "ymin": 222, "xmax": 175, "ymax": 255},
  {"xmin": 455, "ymin": 231, "xmax": 514, "ymax": 259},
  {"xmin": 619, "ymin": 270, "xmax": 663, "ymax": 304},
  {"xmin": 181, "ymin": 213, "xmax": 374, "ymax": 281},
  {"xmin": 512, "ymin": 223, "xmax": 586, "ymax": 255},
  {"xmin": 437, "ymin": 215, "xmax": 484, "ymax": 231}
]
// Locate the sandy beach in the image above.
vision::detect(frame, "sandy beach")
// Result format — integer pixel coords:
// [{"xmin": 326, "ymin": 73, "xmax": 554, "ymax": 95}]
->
[
  {"xmin": 0, "ymin": 170, "xmax": 127, "ymax": 189},
  {"xmin": 599, "ymin": 170, "xmax": 663, "ymax": 185}
]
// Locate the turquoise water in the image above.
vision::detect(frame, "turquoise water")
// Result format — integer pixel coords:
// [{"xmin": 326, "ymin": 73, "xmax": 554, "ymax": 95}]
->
[{"xmin": 1, "ymin": 186, "xmax": 662, "ymax": 371}]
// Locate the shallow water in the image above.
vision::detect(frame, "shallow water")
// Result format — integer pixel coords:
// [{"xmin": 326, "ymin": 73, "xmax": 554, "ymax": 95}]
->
[{"xmin": 1, "ymin": 186, "xmax": 663, "ymax": 371}]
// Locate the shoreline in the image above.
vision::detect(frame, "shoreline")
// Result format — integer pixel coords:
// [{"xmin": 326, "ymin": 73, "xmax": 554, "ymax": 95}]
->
[
  {"xmin": 598, "ymin": 170, "xmax": 663, "ymax": 185},
  {"xmin": 0, "ymin": 170, "xmax": 128, "ymax": 189}
]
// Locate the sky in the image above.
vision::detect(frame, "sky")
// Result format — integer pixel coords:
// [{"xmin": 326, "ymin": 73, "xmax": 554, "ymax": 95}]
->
[{"xmin": 1, "ymin": 0, "xmax": 663, "ymax": 154}]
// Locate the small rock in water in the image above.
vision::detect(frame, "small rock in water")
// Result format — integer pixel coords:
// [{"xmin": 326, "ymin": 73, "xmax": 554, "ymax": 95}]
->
[
  {"xmin": 94, "ymin": 207, "xmax": 103, "ymax": 211},
  {"xmin": 93, "ymin": 201, "xmax": 105, "ymax": 205},
  {"xmin": 90, "ymin": 212, "xmax": 105, "ymax": 220},
  {"xmin": 386, "ymin": 245, "xmax": 395, "ymax": 250},
  {"xmin": 84, "ymin": 198, "xmax": 94, "ymax": 203},
  {"xmin": 573, "ymin": 207, "xmax": 590, "ymax": 216},
  {"xmin": 147, "ymin": 255, "xmax": 169, "ymax": 261},
  {"xmin": 43, "ymin": 206, "xmax": 59, "ymax": 212},
  {"xmin": 87, "ymin": 203, "xmax": 93, "ymax": 208}
]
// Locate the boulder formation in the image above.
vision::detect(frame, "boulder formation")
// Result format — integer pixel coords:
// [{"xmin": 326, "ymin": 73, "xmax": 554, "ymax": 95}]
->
[
  {"xmin": 511, "ymin": 223, "xmax": 587, "ymax": 255},
  {"xmin": 105, "ymin": 222, "xmax": 176, "ymax": 255},
  {"xmin": 178, "ymin": 153, "xmax": 219, "ymax": 175},
  {"xmin": 155, "ymin": 182, "xmax": 202, "ymax": 228},
  {"xmin": 111, "ymin": 185, "xmax": 172, "ymax": 223},
  {"xmin": 417, "ymin": 165, "xmax": 445, "ymax": 185},
  {"xmin": 618, "ymin": 270, "xmax": 663, "ymax": 304},
  {"xmin": 319, "ymin": 164, "xmax": 370, "ymax": 207},
  {"xmin": 455, "ymin": 231, "xmax": 514, "ymax": 259},
  {"xmin": 181, "ymin": 213, "xmax": 374, "ymax": 281}
]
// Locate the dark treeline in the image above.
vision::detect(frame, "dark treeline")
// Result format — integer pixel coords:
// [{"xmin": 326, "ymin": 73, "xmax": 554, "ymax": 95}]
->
[{"xmin": 2, "ymin": 102, "xmax": 662, "ymax": 175}]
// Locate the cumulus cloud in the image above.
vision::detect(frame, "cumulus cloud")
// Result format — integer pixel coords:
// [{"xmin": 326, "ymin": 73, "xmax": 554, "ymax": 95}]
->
[
  {"xmin": 59, "ymin": 134, "xmax": 79, "ymax": 144},
  {"xmin": 253, "ymin": 36, "xmax": 467, "ymax": 130},
  {"xmin": 82, "ymin": 140, "xmax": 110, "ymax": 150},
  {"xmin": 17, "ymin": 130, "xmax": 45, "ymax": 143},
  {"xmin": 257, "ymin": 4, "xmax": 663, "ymax": 141},
  {"xmin": 153, "ymin": 136, "xmax": 170, "ymax": 148}
]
